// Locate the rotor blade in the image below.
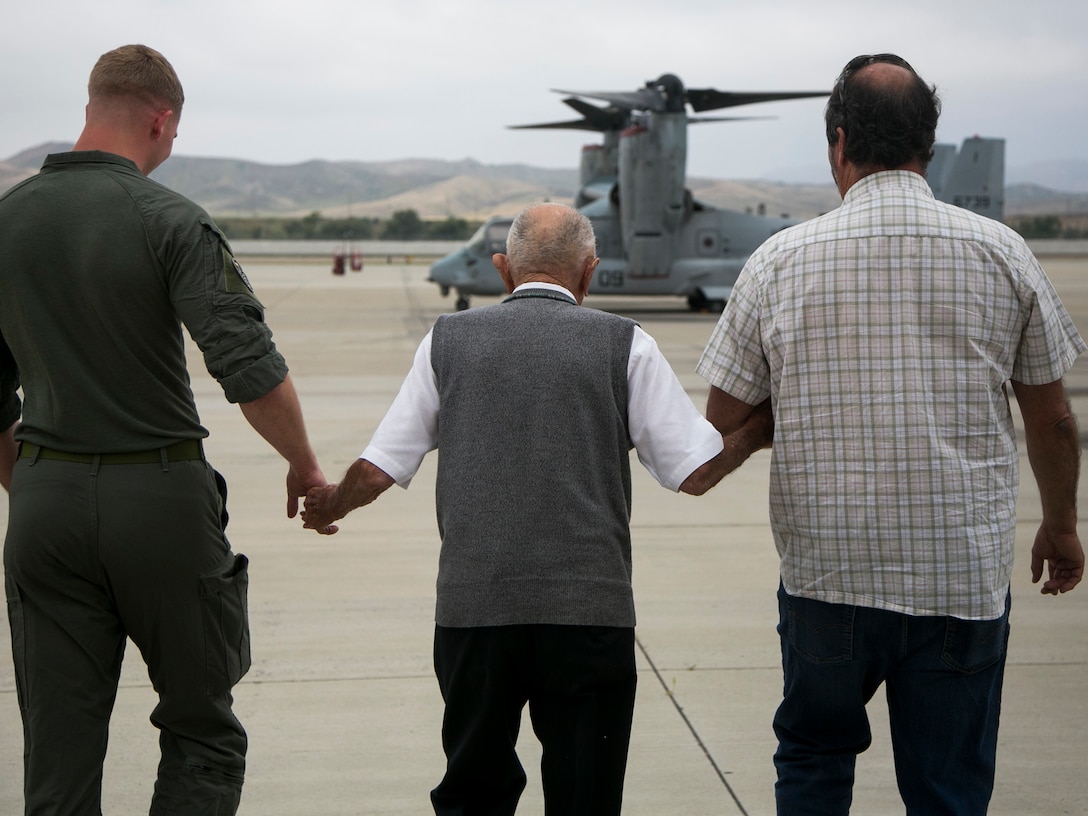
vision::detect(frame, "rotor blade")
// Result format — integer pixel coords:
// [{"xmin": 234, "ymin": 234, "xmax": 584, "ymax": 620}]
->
[
  {"xmin": 685, "ymin": 89, "xmax": 829, "ymax": 113},
  {"xmin": 687, "ymin": 115, "xmax": 775, "ymax": 124},
  {"xmin": 507, "ymin": 118, "xmax": 607, "ymax": 132},
  {"xmin": 551, "ymin": 87, "xmax": 661, "ymax": 112},
  {"xmin": 561, "ymin": 97, "xmax": 630, "ymax": 130},
  {"xmin": 509, "ymin": 97, "xmax": 630, "ymax": 133}
]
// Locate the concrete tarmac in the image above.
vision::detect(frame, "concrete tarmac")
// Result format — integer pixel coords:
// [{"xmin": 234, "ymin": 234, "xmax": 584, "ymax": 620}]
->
[{"xmin": 2, "ymin": 254, "xmax": 1087, "ymax": 815}]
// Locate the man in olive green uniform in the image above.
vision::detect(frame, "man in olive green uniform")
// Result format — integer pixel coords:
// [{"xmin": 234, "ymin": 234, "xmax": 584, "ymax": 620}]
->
[{"xmin": 0, "ymin": 45, "xmax": 329, "ymax": 815}]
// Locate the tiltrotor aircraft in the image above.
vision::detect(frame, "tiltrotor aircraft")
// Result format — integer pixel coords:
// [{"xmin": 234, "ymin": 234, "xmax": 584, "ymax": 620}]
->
[{"xmin": 428, "ymin": 73, "xmax": 1005, "ymax": 311}]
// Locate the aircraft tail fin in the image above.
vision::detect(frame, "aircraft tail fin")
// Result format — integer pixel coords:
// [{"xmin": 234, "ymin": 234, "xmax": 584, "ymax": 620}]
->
[{"xmin": 927, "ymin": 137, "xmax": 1005, "ymax": 221}]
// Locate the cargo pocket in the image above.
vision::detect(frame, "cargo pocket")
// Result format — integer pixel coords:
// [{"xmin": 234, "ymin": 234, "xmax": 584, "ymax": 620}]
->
[
  {"xmin": 199, "ymin": 553, "xmax": 252, "ymax": 694},
  {"xmin": 5, "ymin": 578, "xmax": 28, "ymax": 713}
]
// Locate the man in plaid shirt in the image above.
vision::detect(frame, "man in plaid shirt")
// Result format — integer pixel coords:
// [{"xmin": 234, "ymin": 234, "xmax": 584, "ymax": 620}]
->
[{"xmin": 698, "ymin": 54, "xmax": 1084, "ymax": 815}]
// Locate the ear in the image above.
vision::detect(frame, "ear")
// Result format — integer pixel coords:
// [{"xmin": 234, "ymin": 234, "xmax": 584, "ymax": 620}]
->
[
  {"xmin": 493, "ymin": 253, "xmax": 516, "ymax": 294},
  {"xmin": 829, "ymin": 127, "xmax": 851, "ymax": 196},
  {"xmin": 576, "ymin": 257, "xmax": 599, "ymax": 303},
  {"xmin": 831, "ymin": 127, "xmax": 847, "ymax": 166},
  {"xmin": 150, "ymin": 108, "xmax": 174, "ymax": 140}
]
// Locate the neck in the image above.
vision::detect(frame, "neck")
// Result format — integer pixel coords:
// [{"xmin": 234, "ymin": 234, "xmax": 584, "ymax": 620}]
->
[
  {"xmin": 516, "ymin": 272, "xmax": 570, "ymax": 288},
  {"xmin": 73, "ymin": 128, "xmax": 152, "ymax": 175},
  {"xmin": 840, "ymin": 158, "xmax": 928, "ymax": 196}
]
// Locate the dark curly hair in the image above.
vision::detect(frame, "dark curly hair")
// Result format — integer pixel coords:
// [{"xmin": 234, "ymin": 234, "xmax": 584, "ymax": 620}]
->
[{"xmin": 825, "ymin": 54, "xmax": 940, "ymax": 171}]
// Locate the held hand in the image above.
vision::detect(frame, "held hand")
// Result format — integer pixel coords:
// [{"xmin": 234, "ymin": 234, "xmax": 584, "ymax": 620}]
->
[
  {"xmin": 301, "ymin": 483, "xmax": 343, "ymax": 535},
  {"xmin": 286, "ymin": 465, "xmax": 334, "ymax": 527},
  {"xmin": 299, "ymin": 458, "xmax": 394, "ymax": 534},
  {"xmin": 1030, "ymin": 525, "xmax": 1084, "ymax": 594}
]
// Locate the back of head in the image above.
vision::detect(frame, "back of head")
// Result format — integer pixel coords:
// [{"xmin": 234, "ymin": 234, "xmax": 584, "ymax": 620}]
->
[
  {"xmin": 88, "ymin": 44, "xmax": 184, "ymax": 115},
  {"xmin": 825, "ymin": 53, "xmax": 939, "ymax": 171},
  {"xmin": 505, "ymin": 203, "xmax": 596, "ymax": 279}
]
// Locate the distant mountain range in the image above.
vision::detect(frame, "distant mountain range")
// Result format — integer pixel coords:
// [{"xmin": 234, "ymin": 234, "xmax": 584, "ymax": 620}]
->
[{"xmin": 3, "ymin": 142, "xmax": 1087, "ymax": 221}]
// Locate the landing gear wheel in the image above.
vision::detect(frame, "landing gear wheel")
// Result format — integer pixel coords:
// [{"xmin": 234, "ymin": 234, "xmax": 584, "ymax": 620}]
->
[
  {"xmin": 687, "ymin": 292, "xmax": 708, "ymax": 311},
  {"xmin": 687, "ymin": 292, "xmax": 726, "ymax": 313},
  {"xmin": 455, "ymin": 295, "xmax": 470, "ymax": 311}
]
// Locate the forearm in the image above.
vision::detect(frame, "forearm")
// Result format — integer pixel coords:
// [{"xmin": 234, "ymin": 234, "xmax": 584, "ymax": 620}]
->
[
  {"xmin": 1012, "ymin": 380, "xmax": 1083, "ymax": 593},
  {"xmin": 238, "ymin": 374, "xmax": 321, "ymax": 476},
  {"xmin": 303, "ymin": 458, "xmax": 395, "ymax": 532},
  {"xmin": 680, "ymin": 404, "xmax": 773, "ymax": 496},
  {"xmin": 706, "ymin": 387, "xmax": 771, "ymax": 436},
  {"xmin": 1013, "ymin": 380, "xmax": 1081, "ymax": 532},
  {"xmin": 1025, "ymin": 408, "xmax": 1081, "ymax": 533},
  {"xmin": 334, "ymin": 458, "xmax": 395, "ymax": 515}
]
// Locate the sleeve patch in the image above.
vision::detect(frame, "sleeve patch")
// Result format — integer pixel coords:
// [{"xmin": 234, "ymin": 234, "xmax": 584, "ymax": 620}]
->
[{"xmin": 222, "ymin": 247, "xmax": 255, "ymax": 294}]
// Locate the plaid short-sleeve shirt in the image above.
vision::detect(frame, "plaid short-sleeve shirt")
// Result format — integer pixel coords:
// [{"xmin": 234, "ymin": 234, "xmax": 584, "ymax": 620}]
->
[{"xmin": 698, "ymin": 171, "xmax": 1085, "ymax": 619}]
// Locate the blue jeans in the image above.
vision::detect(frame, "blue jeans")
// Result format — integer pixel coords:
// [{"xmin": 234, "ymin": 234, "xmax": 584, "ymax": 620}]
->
[{"xmin": 773, "ymin": 584, "xmax": 1010, "ymax": 816}]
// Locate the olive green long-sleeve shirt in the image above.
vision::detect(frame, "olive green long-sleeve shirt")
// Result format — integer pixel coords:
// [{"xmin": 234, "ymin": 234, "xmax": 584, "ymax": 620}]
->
[{"xmin": 0, "ymin": 151, "xmax": 287, "ymax": 452}]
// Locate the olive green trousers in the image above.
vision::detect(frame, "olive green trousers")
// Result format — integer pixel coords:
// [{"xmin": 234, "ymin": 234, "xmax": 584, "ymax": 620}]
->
[{"xmin": 4, "ymin": 454, "xmax": 250, "ymax": 815}]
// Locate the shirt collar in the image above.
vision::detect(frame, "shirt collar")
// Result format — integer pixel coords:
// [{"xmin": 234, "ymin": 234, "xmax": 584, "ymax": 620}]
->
[
  {"xmin": 43, "ymin": 150, "xmax": 140, "ymax": 174},
  {"xmin": 511, "ymin": 282, "xmax": 577, "ymax": 301},
  {"xmin": 844, "ymin": 169, "xmax": 935, "ymax": 205}
]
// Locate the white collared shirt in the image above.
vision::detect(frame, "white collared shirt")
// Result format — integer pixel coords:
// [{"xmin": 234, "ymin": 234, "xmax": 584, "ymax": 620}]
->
[{"xmin": 364, "ymin": 283, "xmax": 723, "ymax": 491}]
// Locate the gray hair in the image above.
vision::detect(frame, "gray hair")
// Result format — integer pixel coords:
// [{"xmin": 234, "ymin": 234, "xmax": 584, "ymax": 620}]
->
[{"xmin": 505, "ymin": 203, "xmax": 596, "ymax": 274}]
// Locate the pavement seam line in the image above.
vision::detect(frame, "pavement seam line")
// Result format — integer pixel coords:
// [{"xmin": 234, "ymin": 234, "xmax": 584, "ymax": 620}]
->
[{"xmin": 635, "ymin": 635, "xmax": 750, "ymax": 816}]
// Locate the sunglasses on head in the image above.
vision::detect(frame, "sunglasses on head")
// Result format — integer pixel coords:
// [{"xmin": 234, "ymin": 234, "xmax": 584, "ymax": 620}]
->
[{"xmin": 836, "ymin": 53, "xmax": 914, "ymax": 93}]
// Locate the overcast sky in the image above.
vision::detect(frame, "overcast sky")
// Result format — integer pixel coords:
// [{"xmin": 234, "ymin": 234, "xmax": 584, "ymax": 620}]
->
[{"xmin": 3, "ymin": 0, "xmax": 1085, "ymax": 181}]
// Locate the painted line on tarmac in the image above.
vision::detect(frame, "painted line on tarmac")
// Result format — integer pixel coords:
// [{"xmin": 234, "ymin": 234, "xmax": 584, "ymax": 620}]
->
[{"xmin": 635, "ymin": 635, "xmax": 750, "ymax": 816}]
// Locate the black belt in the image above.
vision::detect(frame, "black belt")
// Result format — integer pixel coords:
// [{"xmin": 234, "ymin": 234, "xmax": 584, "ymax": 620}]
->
[{"xmin": 18, "ymin": 439, "xmax": 204, "ymax": 465}]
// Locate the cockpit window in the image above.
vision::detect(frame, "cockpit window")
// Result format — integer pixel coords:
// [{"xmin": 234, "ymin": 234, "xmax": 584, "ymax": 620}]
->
[
  {"xmin": 484, "ymin": 220, "xmax": 512, "ymax": 255},
  {"xmin": 466, "ymin": 223, "xmax": 489, "ymax": 250},
  {"xmin": 466, "ymin": 218, "xmax": 512, "ymax": 254}
]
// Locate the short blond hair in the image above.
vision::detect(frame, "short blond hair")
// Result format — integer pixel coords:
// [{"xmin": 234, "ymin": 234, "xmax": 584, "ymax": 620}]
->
[{"xmin": 88, "ymin": 44, "xmax": 184, "ymax": 114}]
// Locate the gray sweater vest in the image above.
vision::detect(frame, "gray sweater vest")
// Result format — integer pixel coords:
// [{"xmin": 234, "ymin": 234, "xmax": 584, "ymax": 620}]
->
[{"xmin": 430, "ymin": 289, "xmax": 637, "ymax": 627}]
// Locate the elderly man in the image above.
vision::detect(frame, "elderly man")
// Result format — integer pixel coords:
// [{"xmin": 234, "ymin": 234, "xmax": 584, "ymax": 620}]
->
[
  {"xmin": 303, "ymin": 202, "xmax": 771, "ymax": 815},
  {"xmin": 697, "ymin": 54, "xmax": 1085, "ymax": 815},
  {"xmin": 1, "ymin": 45, "xmax": 328, "ymax": 815}
]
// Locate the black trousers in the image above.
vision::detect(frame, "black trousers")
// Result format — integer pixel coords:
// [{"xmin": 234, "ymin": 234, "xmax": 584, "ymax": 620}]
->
[
  {"xmin": 4, "ymin": 455, "xmax": 249, "ymax": 816},
  {"xmin": 430, "ymin": 623, "xmax": 637, "ymax": 816}
]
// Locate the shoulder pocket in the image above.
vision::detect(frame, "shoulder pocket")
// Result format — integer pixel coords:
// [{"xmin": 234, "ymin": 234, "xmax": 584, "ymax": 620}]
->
[{"xmin": 199, "ymin": 219, "xmax": 262, "ymax": 304}]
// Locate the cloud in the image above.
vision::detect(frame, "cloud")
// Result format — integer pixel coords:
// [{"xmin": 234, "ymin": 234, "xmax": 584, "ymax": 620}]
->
[{"xmin": 2, "ymin": 0, "xmax": 1086, "ymax": 179}]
